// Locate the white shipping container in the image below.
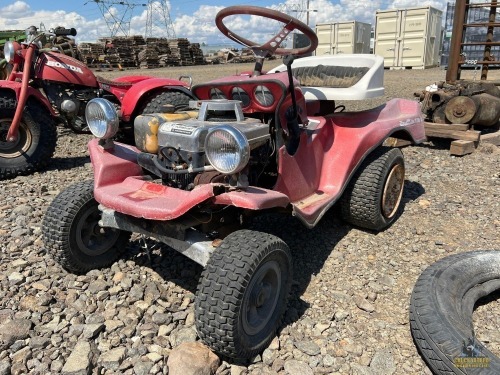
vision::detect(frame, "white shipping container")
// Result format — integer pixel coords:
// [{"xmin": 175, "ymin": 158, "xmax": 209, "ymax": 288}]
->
[
  {"xmin": 315, "ymin": 21, "xmax": 371, "ymax": 56},
  {"xmin": 374, "ymin": 6, "xmax": 442, "ymax": 69}
]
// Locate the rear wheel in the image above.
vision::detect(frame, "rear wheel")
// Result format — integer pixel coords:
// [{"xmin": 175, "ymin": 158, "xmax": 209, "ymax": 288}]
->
[
  {"xmin": 0, "ymin": 98, "xmax": 57, "ymax": 179},
  {"xmin": 141, "ymin": 91, "xmax": 191, "ymax": 113},
  {"xmin": 195, "ymin": 230, "xmax": 292, "ymax": 359},
  {"xmin": 340, "ymin": 146, "xmax": 405, "ymax": 231},
  {"xmin": 42, "ymin": 180, "xmax": 130, "ymax": 274}
]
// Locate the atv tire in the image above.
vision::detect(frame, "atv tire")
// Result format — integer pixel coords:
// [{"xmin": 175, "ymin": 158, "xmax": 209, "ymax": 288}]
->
[
  {"xmin": 410, "ymin": 251, "xmax": 500, "ymax": 375},
  {"xmin": 195, "ymin": 230, "xmax": 292, "ymax": 359},
  {"xmin": 0, "ymin": 97, "xmax": 57, "ymax": 179},
  {"xmin": 141, "ymin": 91, "xmax": 191, "ymax": 113},
  {"xmin": 42, "ymin": 180, "xmax": 130, "ymax": 274},
  {"xmin": 340, "ymin": 146, "xmax": 405, "ymax": 230}
]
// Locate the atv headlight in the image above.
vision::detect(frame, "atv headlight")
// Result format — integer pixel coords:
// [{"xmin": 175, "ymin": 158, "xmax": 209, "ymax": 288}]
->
[
  {"xmin": 85, "ymin": 98, "xmax": 119, "ymax": 139},
  {"xmin": 4, "ymin": 41, "xmax": 16, "ymax": 64},
  {"xmin": 204, "ymin": 125, "xmax": 250, "ymax": 174}
]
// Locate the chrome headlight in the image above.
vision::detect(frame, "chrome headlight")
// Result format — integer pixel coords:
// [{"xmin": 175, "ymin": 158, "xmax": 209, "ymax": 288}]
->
[
  {"xmin": 204, "ymin": 125, "xmax": 250, "ymax": 174},
  {"xmin": 4, "ymin": 42, "xmax": 15, "ymax": 64},
  {"xmin": 85, "ymin": 98, "xmax": 119, "ymax": 139}
]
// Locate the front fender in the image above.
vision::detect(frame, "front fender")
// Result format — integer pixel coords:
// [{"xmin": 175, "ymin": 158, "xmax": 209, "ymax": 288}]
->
[
  {"xmin": 120, "ymin": 78, "xmax": 195, "ymax": 121},
  {"xmin": 0, "ymin": 81, "xmax": 55, "ymax": 115}
]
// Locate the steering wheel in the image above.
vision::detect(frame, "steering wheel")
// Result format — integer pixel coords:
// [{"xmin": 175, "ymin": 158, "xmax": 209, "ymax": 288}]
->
[{"xmin": 215, "ymin": 6, "xmax": 318, "ymax": 58}]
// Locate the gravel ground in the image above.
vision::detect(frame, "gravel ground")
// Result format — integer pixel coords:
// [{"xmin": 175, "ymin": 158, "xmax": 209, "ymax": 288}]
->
[{"xmin": 0, "ymin": 62, "xmax": 499, "ymax": 375}]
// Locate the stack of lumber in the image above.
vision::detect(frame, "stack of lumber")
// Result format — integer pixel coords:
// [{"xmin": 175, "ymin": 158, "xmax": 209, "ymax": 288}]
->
[
  {"xmin": 168, "ymin": 38, "xmax": 192, "ymax": 66},
  {"xmin": 189, "ymin": 43, "xmax": 205, "ymax": 65},
  {"xmin": 78, "ymin": 42, "xmax": 105, "ymax": 65},
  {"xmin": 138, "ymin": 46, "xmax": 160, "ymax": 69}
]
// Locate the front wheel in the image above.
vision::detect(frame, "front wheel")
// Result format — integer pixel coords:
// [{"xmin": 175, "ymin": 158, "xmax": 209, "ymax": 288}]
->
[
  {"xmin": 340, "ymin": 146, "xmax": 405, "ymax": 231},
  {"xmin": 195, "ymin": 230, "xmax": 292, "ymax": 359},
  {"xmin": 42, "ymin": 180, "xmax": 130, "ymax": 274},
  {"xmin": 0, "ymin": 98, "xmax": 57, "ymax": 180}
]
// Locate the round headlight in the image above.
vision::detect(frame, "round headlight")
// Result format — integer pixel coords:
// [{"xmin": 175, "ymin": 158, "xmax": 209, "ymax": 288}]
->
[
  {"xmin": 4, "ymin": 42, "xmax": 15, "ymax": 64},
  {"xmin": 85, "ymin": 98, "xmax": 119, "ymax": 139},
  {"xmin": 204, "ymin": 125, "xmax": 250, "ymax": 174}
]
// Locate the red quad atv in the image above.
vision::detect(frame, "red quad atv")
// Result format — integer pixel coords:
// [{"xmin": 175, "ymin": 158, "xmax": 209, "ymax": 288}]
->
[
  {"xmin": 0, "ymin": 26, "xmax": 195, "ymax": 179},
  {"xmin": 43, "ymin": 6, "xmax": 426, "ymax": 359}
]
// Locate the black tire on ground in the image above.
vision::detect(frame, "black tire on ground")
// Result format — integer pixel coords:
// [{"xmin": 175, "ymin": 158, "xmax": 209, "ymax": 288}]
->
[
  {"xmin": 340, "ymin": 146, "xmax": 405, "ymax": 231},
  {"xmin": 42, "ymin": 180, "xmax": 131, "ymax": 274},
  {"xmin": 195, "ymin": 229, "xmax": 292, "ymax": 359},
  {"xmin": 140, "ymin": 91, "xmax": 191, "ymax": 113},
  {"xmin": 0, "ymin": 97, "xmax": 57, "ymax": 179},
  {"xmin": 410, "ymin": 251, "xmax": 500, "ymax": 375}
]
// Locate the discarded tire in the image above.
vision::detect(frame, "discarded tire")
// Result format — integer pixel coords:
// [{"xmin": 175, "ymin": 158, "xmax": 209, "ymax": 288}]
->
[{"xmin": 410, "ymin": 250, "xmax": 500, "ymax": 375}]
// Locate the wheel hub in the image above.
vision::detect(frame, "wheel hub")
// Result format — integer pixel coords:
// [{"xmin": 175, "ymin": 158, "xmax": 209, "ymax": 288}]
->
[
  {"xmin": 0, "ymin": 119, "xmax": 32, "ymax": 158},
  {"xmin": 381, "ymin": 163, "xmax": 405, "ymax": 219},
  {"xmin": 76, "ymin": 204, "xmax": 121, "ymax": 257},
  {"xmin": 242, "ymin": 260, "xmax": 282, "ymax": 336}
]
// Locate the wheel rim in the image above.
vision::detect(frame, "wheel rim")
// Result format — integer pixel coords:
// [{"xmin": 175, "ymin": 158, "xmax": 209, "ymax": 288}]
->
[
  {"xmin": 75, "ymin": 204, "xmax": 121, "ymax": 256},
  {"xmin": 242, "ymin": 260, "xmax": 282, "ymax": 337},
  {"xmin": 0, "ymin": 119, "xmax": 32, "ymax": 158},
  {"xmin": 381, "ymin": 162, "xmax": 405, "ymax": 219}
]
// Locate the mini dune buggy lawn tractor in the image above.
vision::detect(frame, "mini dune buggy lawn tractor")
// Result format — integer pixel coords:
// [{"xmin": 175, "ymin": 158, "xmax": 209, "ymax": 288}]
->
[{"xmin": 43, "ymin": 6, "xmax": 426, "ymax": 359}]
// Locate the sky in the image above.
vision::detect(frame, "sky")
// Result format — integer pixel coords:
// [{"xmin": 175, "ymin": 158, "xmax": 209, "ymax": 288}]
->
[{"xmin": 0, "ymin": 0, "xmax": 450, "ymax": 45}]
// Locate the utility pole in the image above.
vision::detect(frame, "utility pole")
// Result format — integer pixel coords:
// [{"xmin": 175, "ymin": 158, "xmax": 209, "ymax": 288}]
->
[
  {"xmin": 86, "ymin": 0, "xmax": 146, "ymax": 37},
  {"xmin": 145, "ymin": 0, "xmax": 176, "ymax": 39}
]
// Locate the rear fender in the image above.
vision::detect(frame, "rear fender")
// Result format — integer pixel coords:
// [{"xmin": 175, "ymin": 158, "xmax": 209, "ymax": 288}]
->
[
  {"xmin": 274, "ymin": 98, "xmax": 425, "ymax": 227},
  {"xmin": 119, "ymin": 78, "xmax": 195, "ymax": 121},
  {"xmin": 0, "ymin": 82, "xmax": 55, "ymax": 115}
]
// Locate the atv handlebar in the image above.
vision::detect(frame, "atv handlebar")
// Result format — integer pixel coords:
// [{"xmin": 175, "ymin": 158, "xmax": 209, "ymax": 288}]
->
[{"xmin": 53, "ymin": 28, "xmax": 77, "ymax": 37}]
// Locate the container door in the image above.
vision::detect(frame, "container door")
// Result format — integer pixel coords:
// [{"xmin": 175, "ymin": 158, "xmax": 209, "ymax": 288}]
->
[
  {"xmin": 336, "ymin": 23, "xmax": 354, "ymax": 54},
  {"xmin": 315, "ymin": 24, "xmax": 334, "ymax": 55},
  {"xmin": 399, "ymin": 8, "xmax": 428, "ymax": 67},
  {"xmin": 375, "ymin": 10, "xmax": 400, "ymax": 67}
]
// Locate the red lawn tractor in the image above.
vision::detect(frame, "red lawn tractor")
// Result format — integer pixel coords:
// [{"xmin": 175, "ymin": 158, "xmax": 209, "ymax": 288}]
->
[{"xmin": 43, "ymin": 6, "xmax": 425, "ymax": 359}]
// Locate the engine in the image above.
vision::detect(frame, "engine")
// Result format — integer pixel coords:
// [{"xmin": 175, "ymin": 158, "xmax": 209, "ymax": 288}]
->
[
  {"xmin": 43, "ymin": 82, "xmax": 98, "ymax": 132},
  {"xmin": 134, "ymin": 100, "xmax": 273, "ymax": 190}
]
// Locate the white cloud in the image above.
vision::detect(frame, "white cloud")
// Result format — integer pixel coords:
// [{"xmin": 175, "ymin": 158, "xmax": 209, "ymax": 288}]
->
[{"xmin": 0, "ymin": 0, "xmax": 450, "ymax": 44}]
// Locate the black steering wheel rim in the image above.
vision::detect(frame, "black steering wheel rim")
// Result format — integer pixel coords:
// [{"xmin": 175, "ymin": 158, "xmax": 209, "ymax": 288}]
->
[{"xmin": 215, "ymin": 5, "xmax": 318, "ymax": 57}]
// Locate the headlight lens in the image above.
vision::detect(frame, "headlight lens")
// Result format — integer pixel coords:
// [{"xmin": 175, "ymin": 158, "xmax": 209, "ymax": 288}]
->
[
  {"xmin": 204, "ymin": 125, "xmax": 249, "ymax": 174},
  {"xmin": 4, "ymin": 42, "xmax": 15, "ymax": 64},
  {"xmin": 85, "ymin": 98, "xmax": 119, "ymax": 139}
]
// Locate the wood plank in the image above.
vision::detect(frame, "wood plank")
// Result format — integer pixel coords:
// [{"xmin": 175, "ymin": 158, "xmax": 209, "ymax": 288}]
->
[
  {"xmin": 383, "ymin": 137, "xmax": 413, "ymax": 147},
  {"xmin": 424, "ymin": 124, "xmax": 481, "ymax": 141},
  {"xmin": 480, "ymin": 131, "xmax": 500, "ymax": 146},
  {"xmin": 450, "ymin": 140, "xmax": 476, "ymax": 156},
  {"xmin": 423, "ymin": 122, "xmax": 470, "ymax": 131}
]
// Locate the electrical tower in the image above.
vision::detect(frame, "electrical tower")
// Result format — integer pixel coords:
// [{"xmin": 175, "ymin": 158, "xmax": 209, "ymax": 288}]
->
[
  {"xmin": 145, "ymin": 0, "xmax": 176, "ymax": 39},
  {"xmin": 86, "ymin": 0, "xmax": 146, "ymax": 37}
]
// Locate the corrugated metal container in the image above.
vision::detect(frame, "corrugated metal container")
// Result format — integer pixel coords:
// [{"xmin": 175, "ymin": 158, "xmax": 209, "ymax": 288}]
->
[
  {"xmin": 315, "ymin": 21, "xmax": 371, "ymax": 56},
  {"xmin": 374, "ymin": 6, "xmax": 442, "ymax": 69}
]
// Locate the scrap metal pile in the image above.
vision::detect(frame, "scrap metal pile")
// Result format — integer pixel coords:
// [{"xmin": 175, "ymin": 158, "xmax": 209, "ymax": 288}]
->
[{"xmin": 416, "ymin": 80, "xmax": 500, "ymax": 127}]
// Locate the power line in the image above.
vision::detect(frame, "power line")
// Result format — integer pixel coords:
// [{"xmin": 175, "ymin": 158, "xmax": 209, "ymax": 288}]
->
[{"xmin": 84, "ymin": 0, "xmax": 147, "ymax": 37}]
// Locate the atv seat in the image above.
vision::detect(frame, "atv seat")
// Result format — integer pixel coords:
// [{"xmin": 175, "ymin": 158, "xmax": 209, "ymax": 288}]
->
[
  {"xmin": 271, "ymin": 54, "xmax": 384, "ymax": 101},
  {"xmin": 96, "ymin": 76, "xmax": 133, "ymax": 88}
]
